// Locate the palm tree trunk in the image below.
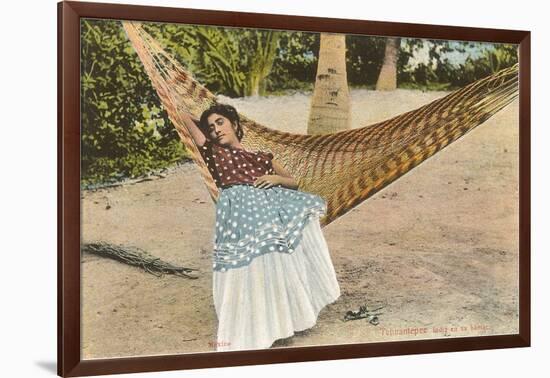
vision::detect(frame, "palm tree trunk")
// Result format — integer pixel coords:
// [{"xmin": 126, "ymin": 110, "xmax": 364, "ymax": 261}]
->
[
  {"xmin": 376, "ymin": 37, "xmax": 401, "ymax": 91},
  {"xmin": 307, "ymin": 33, "xmax": 351, "ymax": 134}
]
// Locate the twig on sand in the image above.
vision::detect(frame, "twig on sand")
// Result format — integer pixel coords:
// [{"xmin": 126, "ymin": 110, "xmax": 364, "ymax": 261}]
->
[
  {"xmin": 343, "ymin": 304, "xmax": 385, "ymax": 325},
  {"xmin": 82, "ymin": 242, "xmax": 200, "ymax": 279}
]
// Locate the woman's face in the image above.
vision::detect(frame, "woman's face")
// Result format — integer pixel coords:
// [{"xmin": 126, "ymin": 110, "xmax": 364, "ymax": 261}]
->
[{"xmin": 206, "ymin": 113, "xmax": 240, "ymax": 147}]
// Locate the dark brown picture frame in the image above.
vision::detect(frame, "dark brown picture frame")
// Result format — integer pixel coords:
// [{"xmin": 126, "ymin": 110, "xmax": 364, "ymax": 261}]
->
[{"xmin": 58, "ymin": 1, "xmax": 531, "ymax": 376}]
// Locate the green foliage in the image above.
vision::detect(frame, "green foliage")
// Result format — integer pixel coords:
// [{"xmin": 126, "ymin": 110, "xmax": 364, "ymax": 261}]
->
[
  {"xmin": 81, "ymin": 19, "xmax": 188, "ymax": 187},
  {"xmin": 268, "ymin": 32, "xmax": 319, "ymax": 92},
  {"xmin": 447, "ymin": 44, "xmax": 518, "ymax": 87},
  {"xmin": 397, "ymin": 38, "xmax": 428, "ymax": 85},
  {"xmin": 346, "ymin": 35, "xmax": 386, "ymax": 86},
  {"xmin": 81, "ymin": 18, "xmax": 518, "ymax": 187},
  {"xmin": 142, "ymin": 22, "xmax": 281, "ymax": 97},
  {"xmin": 398, "ymin": 40, "xmax": 518, "ymax": 89}
]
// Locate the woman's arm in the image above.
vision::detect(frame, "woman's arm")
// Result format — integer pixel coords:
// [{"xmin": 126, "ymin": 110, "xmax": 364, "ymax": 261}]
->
[
  {"xmin": 180, "ymin": 112, "xmax": 207, "ymax": 147},
  {"xmin": 254, "ymin": 159, "xmax": 299, "ymax": 190}
]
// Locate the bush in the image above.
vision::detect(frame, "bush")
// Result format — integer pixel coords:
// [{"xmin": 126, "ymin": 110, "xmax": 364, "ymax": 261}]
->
[{"xmin": 81, "ymin": 19, "xmax": 189, "ymax": 187}]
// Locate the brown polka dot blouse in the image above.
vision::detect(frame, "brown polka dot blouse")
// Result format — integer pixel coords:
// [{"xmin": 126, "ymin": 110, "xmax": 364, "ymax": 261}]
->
[{"xmin": 199, "ymin": 140, "xmax": 275, "ymax": 188}]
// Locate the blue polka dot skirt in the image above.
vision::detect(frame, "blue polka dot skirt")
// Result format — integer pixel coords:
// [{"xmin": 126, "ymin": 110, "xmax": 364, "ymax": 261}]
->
[
  {"xmin": 212, "ymin": 184, "xmax": 327, "ymax": 272},
  {"xmin": 211, "ymin": 184, "xmax": 341, "ymax": 351}
]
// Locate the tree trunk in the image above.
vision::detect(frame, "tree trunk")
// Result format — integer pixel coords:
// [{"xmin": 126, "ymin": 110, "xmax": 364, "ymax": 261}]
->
[
  {"xmin": 376, "ymin": 37, "xmax": 401, "ymax": 91},
  {"xmin": 307, "ymin": 33, "xmax": 351, "ymax": 134}
]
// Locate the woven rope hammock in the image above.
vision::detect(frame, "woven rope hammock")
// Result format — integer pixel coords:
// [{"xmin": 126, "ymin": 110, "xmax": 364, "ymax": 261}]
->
[{"xmin": 122, "ymin": 21, "xmax": 519, "ymax": 226}]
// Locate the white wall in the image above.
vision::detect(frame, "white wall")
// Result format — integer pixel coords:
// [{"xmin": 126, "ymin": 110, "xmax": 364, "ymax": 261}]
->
[{"xmin": 2, "ymin": 0, "xmax": 546, "ymax": 377}]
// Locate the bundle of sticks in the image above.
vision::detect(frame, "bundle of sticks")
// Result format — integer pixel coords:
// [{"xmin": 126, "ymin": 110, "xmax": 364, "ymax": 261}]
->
[{"xmin": 82, "ymin": 242, "xmax": 199, "ymax": 279}]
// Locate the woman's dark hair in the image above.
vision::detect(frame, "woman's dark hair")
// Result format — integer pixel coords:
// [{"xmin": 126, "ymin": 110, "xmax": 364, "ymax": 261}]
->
[{"xmin": 199, "ymin": 103, "xmax": 244, "ymax": 141}]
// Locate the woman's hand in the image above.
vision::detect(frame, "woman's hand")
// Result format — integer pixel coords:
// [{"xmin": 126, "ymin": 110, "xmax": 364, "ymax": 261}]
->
[
  {"xmin": 270, "ymin": 160, "xmax": 299, "ymax": 190},
  {"xmin": 252, "ymin": 159, "xmax": 298, "ymax": 190},
  {"xmin": 254, "ymin": 175, "xmax": 281, "ymax": 189}
]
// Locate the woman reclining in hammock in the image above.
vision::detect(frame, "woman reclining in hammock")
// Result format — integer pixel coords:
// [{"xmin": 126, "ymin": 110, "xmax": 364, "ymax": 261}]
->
[{"xmin": 181, "ymin": 103, "xmax": 341, "ymax": 351}]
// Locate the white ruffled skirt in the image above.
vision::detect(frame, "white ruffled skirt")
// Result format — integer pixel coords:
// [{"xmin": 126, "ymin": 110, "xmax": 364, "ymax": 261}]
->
[{"xmin": 212, "ymin": 216, "xmax": 341, "ymax": 352}]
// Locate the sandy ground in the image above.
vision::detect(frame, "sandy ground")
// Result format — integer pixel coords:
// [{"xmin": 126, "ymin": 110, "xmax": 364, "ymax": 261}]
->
[{"xmin": 81, "ymin": 89, "xmax": 519, "ymax": 359}]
